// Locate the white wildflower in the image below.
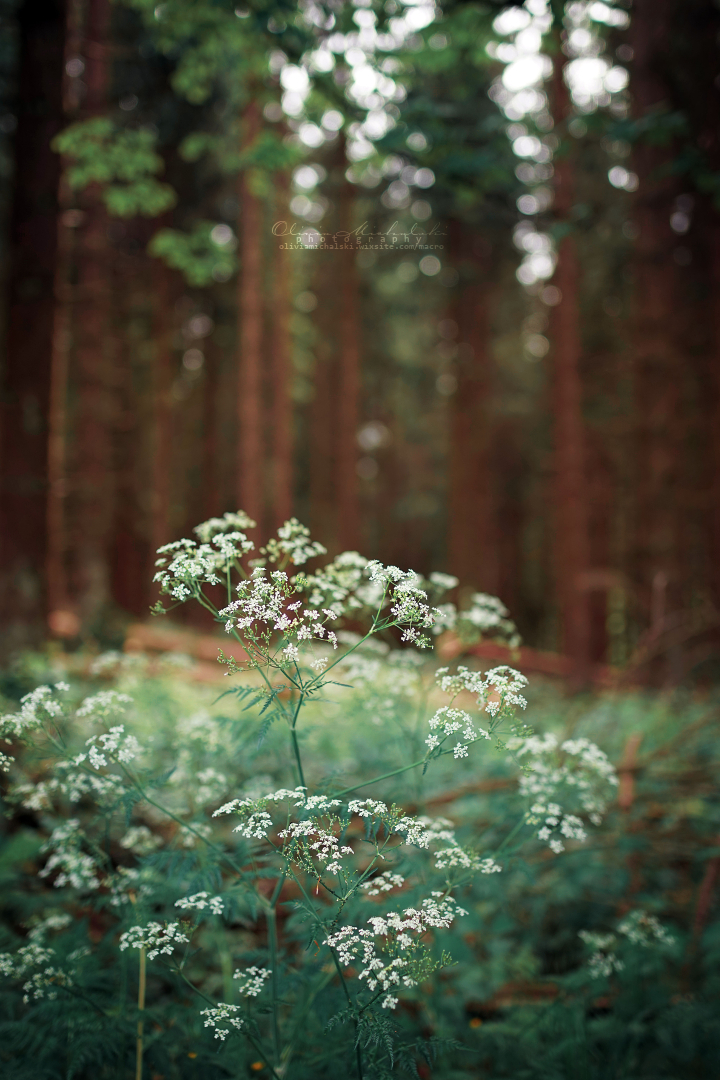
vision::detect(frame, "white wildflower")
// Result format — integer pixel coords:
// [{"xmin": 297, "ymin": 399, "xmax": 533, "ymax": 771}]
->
[
  {"xmin": 175, "ymin": 892, "xmax": 224, "ymax": 916},
  {"xmin": 233, "ymin": 966, "xmax": 271, "ymax": 996},
  {"xmin": 200, "ymin": 1002, "xmax": 244, "ymax": 1040},
  {"xmin": 119, "ymin": 922, "xmax": 189, "ymax": 961}
]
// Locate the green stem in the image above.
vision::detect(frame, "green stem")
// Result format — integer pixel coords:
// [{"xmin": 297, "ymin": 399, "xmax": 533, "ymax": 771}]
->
[
  {"xmin": 334, "ymin": 757, "xmax": 428, "ymax": 797},
  {"xmin": 290, "ymin": 726, "xmax": 306, "ymax": 789},
  {"xmin": 266, "ymin": 907, "xmax": 281, "ymax": 1066},
  {"xmin": 266, "ymin": 866, "xmax": 287, "ymax": 1067},
  {"xmin": 175, "ymin": 968, "xmax": 282, "ymax": 1080},
  {"xmin": 494, "ymin": 814, "xmax": 528, "ymax": 856}
]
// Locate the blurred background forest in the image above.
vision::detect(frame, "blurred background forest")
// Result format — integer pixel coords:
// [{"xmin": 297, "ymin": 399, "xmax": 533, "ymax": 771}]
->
[{"xmin": 0, "ymin": 0, "xmax": 719, "ymax": 687}]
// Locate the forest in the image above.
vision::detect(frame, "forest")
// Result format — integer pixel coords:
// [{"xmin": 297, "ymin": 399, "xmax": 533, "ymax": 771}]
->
[{"xmin": 0, "ymin": 0, "xmax": 718, "ymax": 1078}]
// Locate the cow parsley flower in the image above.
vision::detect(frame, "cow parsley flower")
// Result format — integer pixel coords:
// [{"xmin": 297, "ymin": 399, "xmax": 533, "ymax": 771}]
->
[
  {"xmin": 325, "ymin": 895, "xmax": 466, "ymax": 1010},
  {"xmin": 0, "ymin": 942, "xmax": 72, "ymax": 1003},
  {"xmin": 361, "ymin": 871, "xmax": 405, "ymax": 896},
  {"xmin": 119, "ymin": 922, "xmax": 189, "ymax": 960},
  {"xmin": 76, "ymin": 690, "xmax": 133, "ymax": 719},
  {"xmin": 0, "ymin": 684, "xmax": 68, "ymax": 740},
  {"xmin": 175, "ymin": 892, "xmax": 224, "ymax": 916},
  {"xmin": 40, "ymin": 820, "xmax": 99, "ymax": 892},
  {"xmin": 233, "ymin": 965, "xmax": 271, "ymax": 996},
  {"xmin": 120, "ymin": 826, "xmax": 162, "ymax": 855},
  {"xmin": 193, "ymin": 510, "xmax": 256, "ymax": 544},
  {"xmin": 200, "ymin": 1002, "xmax": 244, "ymax": 1040},
  {"xmin": 260, "ymin": 518, "xmax": 327, "ymax": 566}
]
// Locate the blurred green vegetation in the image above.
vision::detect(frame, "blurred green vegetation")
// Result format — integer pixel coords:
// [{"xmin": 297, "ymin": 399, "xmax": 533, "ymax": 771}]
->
[{"xmin": 0, "ymin": 641, "xmax": 718, "ymax": 1078}]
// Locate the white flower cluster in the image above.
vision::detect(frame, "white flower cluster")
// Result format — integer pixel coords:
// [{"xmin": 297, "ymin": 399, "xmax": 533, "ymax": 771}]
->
[
  {"xmin": 303, "ymin": 551, "xmax": 378, "ymax": 613},
  {"xmin": 213, "ymin": 790, "xmax": 446, "ymax": 880},
  {"xmin": 517, "ymin": 733, "xmax": 618, "ymax": 848},
  {"xmin": 26, "ymin": 911, "xmax": 72, "ymax": 940},
  {"xmin": 617, "ymin": 910, "xmax": 675, "ymax": 948},
  {"xmin": 435, "ymin": 665, "xmax": 528, "ymax": 720},
  {"xmin": 120, "ymin": 825, "xmax": 162, "ymax": 855},
  {"xmin": 200, "ymin": 1002, "xmax": 244, "ymax": 1040},
  {"xmin": 220, "ymin": 568, "xmax": 338, "ymax": 653},
  {"xmin": 260, "ymin": 517, "xmax": 327, "ymax": 566},
  {"xmin": 334, "ymin": 640, "xmax": 425, "ymax": 726},
  {"xmin": 346, "ymin": 799, "xmax": 434, "ymax": 849},
  {"xmin": 430, "ymin": 592, "xmax": 520, "ymax": 648},
  {"xmin": 154, "ymin": 524, "xmax": 254, "ymax": 601},
  {"xmin": 105, "ymin": 865, "xmax": 158, "ymax": 908},
  {"xmin": 119, "ymin": 921, "xmax": 189, "ymax": 960},
  {"xmin": 428, "ymin": 572, "xmax": 459, "ymax": 592},
  {"xmin": 426, "ymin": 706, "xmax": 490, "ymax": 758},
  {"xmin": 76, "ymin": 690, "xmax": 133, "ymax": 719},
  {"xmin": 40, "ymin": 820, "xmax": 99, "ymax": 892},
  {"xmin": 0, "ymin": 942, "xmax": 72, "ymax": 1003},
  {"xmin": 0, "ymin": 682, "xmax": 68, "ymax": 742},
  {"xmin": 366, "ymin": 562, "xmax": 437, "ymax": 647},
  {"xmin": 528, "ymin": 802, "xmax": 587, "ymax": 854},
  {"xmin": 175, "ymin": 892, "xmax": 224, "ymax": 916},
  {"xmin": 233, "ymin": 965, "xmax": 271, "ymax": 996},
  {"xmin": 278, "ymin": 819, "xmax": 354, "ymax": 877},
  {"xmin": 361, "ymin": 871, "xmax": 405, "ymax": 896},
  {"xmin": 17, "ymin": 752, "xmax": 122, "ymax": 811},
  {"xmin": 580, "ymin": 911, "xmax": 675, "ymax": 978},
  {"xmin": 301, "ymin": 554, "xmax": 440, "ymax": 647},
  {"xmin": 214, "ymin": 786, "xmax": 310, "ymax": 835},
  {"xmin": 418, "ymin": 817, "xmax": 502, "ymax": 876},
  {"xmin": 325, "ymin": 894, "xmax": 465, "ymax": 1010},
  {"xmin": 84, "ymin": 725, "xmax": 141, "ymax": 769},
  {"xmin": 578, "ymin": 930, "xmax": 624, "ymax": 978},
  {"xmin": 193, "ymin": 510, "xmax": 256, "ymax": 544}
]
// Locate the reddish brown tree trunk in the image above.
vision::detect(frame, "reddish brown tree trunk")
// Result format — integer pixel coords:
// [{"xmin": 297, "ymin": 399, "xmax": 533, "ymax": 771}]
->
[
  {"xmin": 0, "ymin": 0, "xmax": 67, "ymax": 645},
  {"xmin": 308, "ymin": 253, "xmax": 336, "ymax": 547},
  {"xmin": 710, "ymin": 226, "xmax": 720, "ymax": 613},
  {"xmin": 336, "ymin": 180, "xmax": 361, "ymax": 552},
  {"xmin": 270, "ymin": 177, "xmax": 293, "ymax": 529},
  {"xmin": 550, "ymin": 46, "xmax": 591, "ymax": 676},
  {"xmin": 150, "ymin": 260, "xmax": 175, "ymax": 556},
  {"xmin": 70, "ymin": 0, "xmax": 115, "ymax": 627},
  {"xmin": 237, "ymin": 100, "xmax": 264, "ymax": 526},
  {"xmin": 202, "ymin": 344, "xmax": 221, "ymax": 520},
  {"xmin": 447, "ymin": 225, "xmax": 497, "ymax": 593},
  {"xmin": 629, "ymin": 0, "xmax": 681, "ymax": 632}
]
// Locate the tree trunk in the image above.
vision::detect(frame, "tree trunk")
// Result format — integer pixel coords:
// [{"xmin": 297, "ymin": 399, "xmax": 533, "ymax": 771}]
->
[
  {"xmin": 270, "ymin": 176, "xmax": 293, "ymax": 529},
  {"xmin": 447, "ymin": 225, "xmax": 497, "ymax": 594},
  {"xmin": 336, "ymin": 179, "xmax": 361, "ymax": 552},
  {"xmin": 150, "ymin": 259, "xmax": 175, "ymax": 557},
  {"xmin": 308, "ymin": 253, "xmax": 336, "ymax": 548},
  {"xmin": 550, "ymin": 44, "xmax": 591, "ymax": 677},
  {"xmin": 237, "ymin": 99, "xmax": 264, "ymax": 526},
  {"xmin": 0, "ymin": 0, "xmax": 67, "ymax": 647},
  {"xmin": 629, "ymin": 0, "xmax": 681, "ymax": 634},
  {"xmin": 70, "ymin": 0, "xmax": 115, "ymax": 628}
]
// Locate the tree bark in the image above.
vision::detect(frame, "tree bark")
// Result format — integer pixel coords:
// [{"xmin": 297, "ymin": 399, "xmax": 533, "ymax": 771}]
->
[
  {"xmin": 336, "ymin": 179, "xmax": 361, "ymax": 552},
  {"xmin": 237, "ymin": 99, "xmax": 264, "ymax": 526},
  {"xmin": 0, "ymin": 0, "xmax": 67, "ymax": 646},
  {"xmin": 270, "ymin": 176, "xmax": 293, "ymax": 529},
  {"xmin": 629, "ymin": 0, "xmax": 681, "ymax": 633},
  {"xmin": 150, "ymin": 259, "xmax": 175, "ymax": 557},
  {"xmin": 70, "ymin": 0, "xmax": 115, "ymax": 628},
  {"xmin": 550, "ymin": 44, "xmax": 591, "ymax": 677},
  {"xmin": 447, "ymin": 224, "xmax": 497, "ymax": 594}
]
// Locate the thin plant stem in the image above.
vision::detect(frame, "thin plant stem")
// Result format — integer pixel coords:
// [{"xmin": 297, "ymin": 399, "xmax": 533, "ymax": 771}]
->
[
  {"xmin": 135, "ymin": 947, "xmax": 146, "ymax": 1080},
  {"xmin": 290, "ymin": 725, "xmax": 306, "ymax": 788},
  {"xmin": 335, "ymin": 757, "xmax": 428, "ymax": 797},
  {"xmin": 266, "ymin": 869, "xmax": 287, "ymax": 1067},
  {"xmin": 174, "ymin": 967, "xmax": 282, "ymax": 1080}
]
